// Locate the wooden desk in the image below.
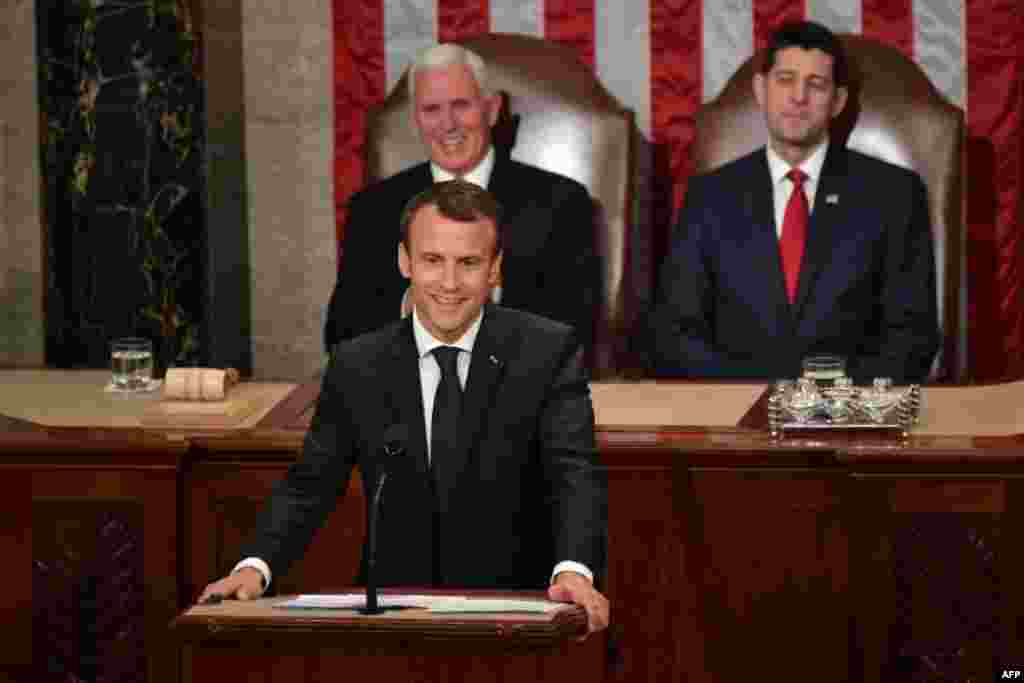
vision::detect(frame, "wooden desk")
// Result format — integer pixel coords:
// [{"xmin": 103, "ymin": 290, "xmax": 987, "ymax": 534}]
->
[{"xmin": 7, "ymin": 372, "xmax": 1024, "ymax": 681}]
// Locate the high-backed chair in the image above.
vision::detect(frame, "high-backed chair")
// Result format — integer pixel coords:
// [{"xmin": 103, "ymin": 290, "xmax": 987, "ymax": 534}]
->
[
  {"xmin": 364, "ymin": 33, "xmax": 636, "ymax": 378},
  {"xmin": 693, "ymin": 35, "xmax": 966, "ymax": 381}
]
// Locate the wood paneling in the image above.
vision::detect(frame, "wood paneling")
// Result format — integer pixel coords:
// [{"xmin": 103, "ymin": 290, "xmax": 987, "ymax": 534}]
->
[
  {"xmin": 687, "ymin": 468, "xmax": 851, "ymax": 680},
  {"xmin": 0, "ymin": 430, "xmax": 186, "ymax": 683},
  {"xmin": 0, "ymin": 469, "xmax": 31, "ymax": 680},
  {"xmin": 33, "ymin": 498, "xmax": 145, "ymax": 683}
]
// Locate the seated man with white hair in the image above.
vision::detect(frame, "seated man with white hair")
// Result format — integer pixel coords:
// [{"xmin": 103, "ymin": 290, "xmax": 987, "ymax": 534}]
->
[{"xmin": 324, "ymin": 43, "xmax": 599, "ymax": 355}]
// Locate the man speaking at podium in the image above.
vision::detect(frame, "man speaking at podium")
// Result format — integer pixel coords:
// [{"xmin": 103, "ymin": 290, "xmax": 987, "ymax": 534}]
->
[{"xmin": 199, "ymin": 181, "xmax": 609, "ymax": 634}]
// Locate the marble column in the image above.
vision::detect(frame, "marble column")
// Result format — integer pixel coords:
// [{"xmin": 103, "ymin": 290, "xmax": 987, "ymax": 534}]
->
[
  {"xmin": 232, "ymin": 0, "xmax": 336, "ymax": 380},
  {"xmin": 0, "ymin": 0, "xmax": 45, "ymax": 367}
]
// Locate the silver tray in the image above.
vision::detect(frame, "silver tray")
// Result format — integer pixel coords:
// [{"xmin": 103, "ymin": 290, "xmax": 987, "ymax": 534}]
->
[
  {"xmin": 767, "ymin": 384, "xmax": 922, "ymax": 436},
  {"xmin": 779, "ymin": 418, "xmax": 905, "ymax": 431}
]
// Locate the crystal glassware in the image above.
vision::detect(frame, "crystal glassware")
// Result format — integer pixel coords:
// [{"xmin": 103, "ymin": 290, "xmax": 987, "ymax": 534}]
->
[
  {"xmin": 110, "ymin": 337, "xmax": 153, "ymax": 390},
  {"xmin": 787, "ymin": 377, "xmax": 821, "ymax": 423},
  {"xmin": 801, "ymin": 354, "xmax": 847, "ymax": 388},
  {"xmin": 857, "ymin": 377, "xmax": 900, "ymax": 423},
  {"xmin": 823, "ymin": 375, "xmax": 855, "ymax": 422},
  {"xmin": 773, "ymin": 379, "xmax": 795, "ymax": 401}
]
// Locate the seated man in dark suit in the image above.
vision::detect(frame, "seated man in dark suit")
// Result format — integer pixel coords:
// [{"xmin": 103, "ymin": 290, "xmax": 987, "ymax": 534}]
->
[
  {"xmin": 324, "ymin": 43, "xmax": 599, "ymax": 354},
  {"xmin": 646, "ymin": 20, "xmax": 939, "ymax": 383},
  {"xmin": 200, "ymin": 181, "xmax": 610, "ymax": 635}
]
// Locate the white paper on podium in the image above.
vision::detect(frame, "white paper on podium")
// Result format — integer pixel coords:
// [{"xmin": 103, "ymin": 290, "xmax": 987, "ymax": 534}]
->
[
  {"xmin": 426, "ymin": 598, "xmax": 562, "ymax": 614},
  {"xmin": 275, "ymin": 593, "xmax": 562, "ymax": 613}
]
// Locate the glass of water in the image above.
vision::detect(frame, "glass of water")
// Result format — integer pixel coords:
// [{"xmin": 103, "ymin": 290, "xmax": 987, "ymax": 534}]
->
[
  {"xmin": 110, "ymin": 337, "xmax": 154, "ymax": 390},
  {"xmin": 801, "ymin": 354, "xmax": 846, "ymax": 388}
]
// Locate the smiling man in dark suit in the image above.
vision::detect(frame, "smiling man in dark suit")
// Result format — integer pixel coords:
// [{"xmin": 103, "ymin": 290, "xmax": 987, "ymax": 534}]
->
[
  {"xmin": 324, "ymin": 43, "xmax": 598, "ymax": 355},
  {"xmin": 647, "ymin": 20, "xmax": 939, "ymax": 383},
  {"xmin": 200, "ymin": 181, "xmax": 609, "ymax": 635}
]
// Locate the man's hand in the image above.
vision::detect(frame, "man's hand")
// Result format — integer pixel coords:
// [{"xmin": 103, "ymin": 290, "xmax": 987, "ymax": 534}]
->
[
  {"xmin": 196, "ymin": 567, "xmax": 264, "ymax": 604},
  {"xmin": 548, "ymin": 571, "xmax": 610, "ymax": 636}
]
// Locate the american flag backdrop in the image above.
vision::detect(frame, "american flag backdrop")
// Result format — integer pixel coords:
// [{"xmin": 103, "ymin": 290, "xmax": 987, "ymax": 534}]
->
[{"xmin": 332, "ymin": 0, "xmax": 1024, "ymax": 381}]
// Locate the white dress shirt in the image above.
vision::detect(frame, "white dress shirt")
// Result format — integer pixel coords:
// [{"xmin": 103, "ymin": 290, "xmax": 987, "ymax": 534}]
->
[
  {"xmin": 430, "ymin": 145, "xmax": 496, "ymax": 187},
  {"xmin": 765, "ymin": 138, "xmax": 829, "ymax": 238},
  {"xmin": 235, "ymin": 305, "xmax": 591, "ymax": 591}
]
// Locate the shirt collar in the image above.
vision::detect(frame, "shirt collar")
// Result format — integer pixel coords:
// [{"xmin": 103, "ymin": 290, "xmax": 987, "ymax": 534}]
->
[
  {"xmin": 765, "ymin": 137, "xmax": 829, "ymax": 187},
  {"xmin": 411, "ymin": 305, "xmax": 483, "ymax": 359},
  {"xmin": 430, "ymin": 146, "xmax": 496, "ymax": 188}
]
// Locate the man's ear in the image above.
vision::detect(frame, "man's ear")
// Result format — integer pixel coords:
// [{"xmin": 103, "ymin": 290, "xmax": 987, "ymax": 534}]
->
[
  {"xmin": 753, "ymin": 72, "xmax": 766, "ymax": 109},
  {"xmin": 831, "ymin": 85, "xmax": 849, "ymax": 119},
  {"xmin": 398, "ymin": 241, "xmax": 411, "ymax": 279},
  {"xmin": 485, "ymin": 92, "xmax": 502, "ymax": 128},
  {"xmin": 489, "ymin": 250, "xmax": 503, "ymax": 287}
]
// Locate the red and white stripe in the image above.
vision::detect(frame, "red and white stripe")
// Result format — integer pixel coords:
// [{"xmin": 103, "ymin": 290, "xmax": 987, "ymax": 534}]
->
[{"xmin": 333, "ymin": 0, "xmax": 1023, "ymax": 381}]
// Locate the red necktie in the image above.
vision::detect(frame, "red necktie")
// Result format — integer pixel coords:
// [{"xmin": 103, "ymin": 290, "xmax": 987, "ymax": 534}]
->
[{"xmin": 779, "ymin": 168, "xmax": 808, "ymax": 304}]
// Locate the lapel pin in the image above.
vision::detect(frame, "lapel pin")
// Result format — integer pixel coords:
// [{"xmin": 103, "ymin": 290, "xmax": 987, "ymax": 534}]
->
[
  {"xmin": 489, "ymin": 354, "xmax": 502, "ymax": 368},
  {"xmin": 826, "ymin": 194, "xmax": 839, "ymax": 205}
]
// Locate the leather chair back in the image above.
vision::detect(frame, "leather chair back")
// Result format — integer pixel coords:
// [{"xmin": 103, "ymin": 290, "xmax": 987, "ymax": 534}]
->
[
  {"xmin": 694, "ymin": 35, "xmax": 966, "ymax": 381},
  {"xmin": 365, "ymin": 33, "xmax": 636, "ymax": 378}
]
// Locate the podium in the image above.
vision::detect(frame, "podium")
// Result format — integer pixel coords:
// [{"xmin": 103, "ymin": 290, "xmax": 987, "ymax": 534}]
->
[{"xmin": 171, "ymin": 590, "xmax": 605, "ymax": 683}]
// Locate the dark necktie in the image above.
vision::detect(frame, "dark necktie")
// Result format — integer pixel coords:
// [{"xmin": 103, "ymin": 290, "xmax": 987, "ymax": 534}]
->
[
  {"xmin": 431, "ymin": 346, "xmax": 463, "ymax": 472},
  {"xmin": 779, "ymin": 168, "xmax": 809, "ymax": 304},
  {"xmin": 430, "ymin": 345, "xmax": 461, "ymax": 584}
]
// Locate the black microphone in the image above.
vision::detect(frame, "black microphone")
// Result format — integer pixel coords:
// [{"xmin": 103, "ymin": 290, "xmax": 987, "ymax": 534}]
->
[{"xmin": 361, "ymin": 424, "xmax": 408, "ymax": 615}]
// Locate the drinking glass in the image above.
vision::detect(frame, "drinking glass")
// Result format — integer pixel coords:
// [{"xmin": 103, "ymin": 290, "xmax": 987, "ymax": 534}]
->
[
  {"xmin": 858, "ymin": 377, "xmax": 900, "ymax": 423},
  {"xmin": 110, "ymin": 337, "xmax": 154, "ymax": 390},
  {"xmin": 824, "ymin": 376, "xmax": 855, "ymax": 422},
  {"xmin": 801, "ymin": 354, "xmax": 846, "ymax": 388},
  {"xmin": 787, "ymin": 377, "xmax": 821, "ymax": 423}
]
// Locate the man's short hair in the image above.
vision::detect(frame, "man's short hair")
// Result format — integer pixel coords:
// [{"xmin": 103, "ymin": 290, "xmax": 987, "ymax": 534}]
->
[
  {"xmin": 761, "ymin": 20, "xmax": 849, "ymax": 88},
  {"xmin": 399, "ymin": 180, "xmax": 504, "ymax": 254},
  {"xmin": 408, "ymin": 44, "xmax": 491, "ymax": 100}
]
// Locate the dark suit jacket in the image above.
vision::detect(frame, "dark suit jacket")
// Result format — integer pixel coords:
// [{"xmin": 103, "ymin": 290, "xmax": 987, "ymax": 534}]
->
[
  {"xmin": 324, "ymin": 153, "xmax": 599, "ymax": 353},
  {"xmin": 242, "ymin": 305, "xmax": 607, "ymax": 590},
  {"xmin": 647, "ymin": 144, "xmax": 940, "ymax": 383}
]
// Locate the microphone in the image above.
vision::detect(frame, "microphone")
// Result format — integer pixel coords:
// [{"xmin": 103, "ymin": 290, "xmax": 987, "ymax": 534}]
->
[{"xmin": 361, "ymin": 424, "xmax": 408, "ymax": 615}]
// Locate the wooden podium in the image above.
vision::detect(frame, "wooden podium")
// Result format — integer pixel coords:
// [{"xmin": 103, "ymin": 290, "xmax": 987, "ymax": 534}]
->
[{"xmin": 171, "ymin": 590, "xmax": 605, "ymax": 683}]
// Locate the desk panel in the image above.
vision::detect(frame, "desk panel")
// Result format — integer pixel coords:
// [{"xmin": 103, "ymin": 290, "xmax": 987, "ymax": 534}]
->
[
  {"xmin": 0, "ymin": 430, "xmax": 186, "ymax": 683},
  {"xmin": 686, "ymin": 467, "xmax": 851, "ymax": 680}
]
